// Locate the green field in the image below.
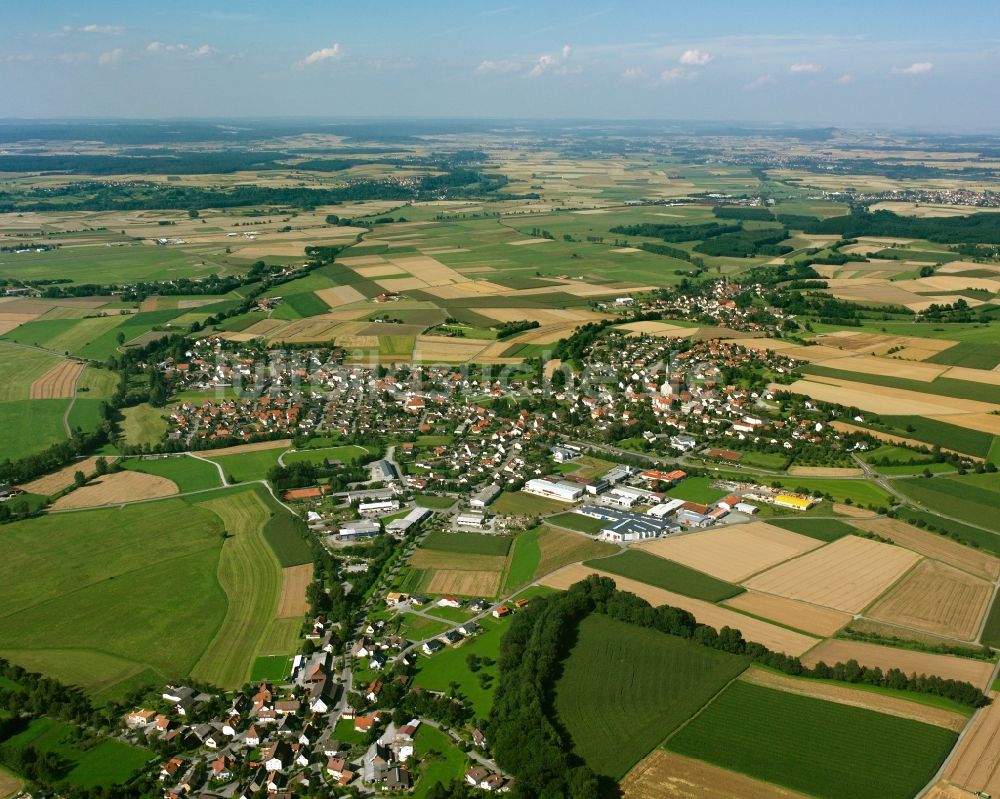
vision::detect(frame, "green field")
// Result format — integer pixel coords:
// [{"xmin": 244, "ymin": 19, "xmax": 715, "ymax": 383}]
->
[
  {"xmin": 586, "ymin": 551, "xmax": 744, "ymax": 602},
  {"xmin": 547, "ymin": 511, "xmax": 606, "ymax": 534},
  {"xmin": 925, "ymin": 341, "xmax": 1000, "ymax": 370},
  {"xmin": 250, "ymin": 654, "xmax": 292, "ymax": 682},
  {"xmin": 379, "ymin": 335, "xmax": 416, "ymax": 358},
  {"xmin": 204, "ymin": 446, "xmax": 285, "ymax": 482},
  {"xmin": 0, "ymin": 344, "xmax": 70, "ymax": 460},
  {"xmin": 0, "ymin": 399, "xmax": 69, "ymax": 461},
  {"xmin": 119, "ymin": 403, "xmax": 168, "ymax": 447},
  {"xmin": 666, "ymin": 681, "xmax": 957, "ymax": 799},
  {"xmin": 412, "ymin": 724, "xmax": 469, "ymax": 799},
  {"xmin": 772, "ymin": 477, "xmax": 892, "ymax": 507},
  {"xmin": 0, "ymin": 499, "xmax": 226, "ymax": 695},
  {"xmin": 491, "ymin": 490, "xmax": 573, "ymax": 516},
  {"xmin": 875, "ymin": 416, "xmax": 993, "ymax": 459},
  {"xmin": 414, "ymin": 494, "xmax": 457, "ymax": 509},
  {"xmin": 422, "ymin": 530, "xmax": 512, "ymax": 556},
  {"xmin": 120, "ymin": 454, "xmax": 222, "ymax": 492},
  {"xmin": 0, "ymin": 244, "xmax": 241, "ymax": 285},
  {"xmin": 259, "ymin": 487, "xmax": 313, "ymax": 566},
  {"xmin": 768, "ymin": 517, "xmax": 856, "ymax": 542},
  {"xmin": 412, "ymin": 616, "xmax": 508, "ymax": 717},
  {"xmin": 555, "ymin": 614, "xmax": 750, "ymax": 779},
  {"xmin": 282, "ymin": 444, "xmax": 371, "ymax": 466},
  {"xmin": 189, "ymin": 487, "xmax": 286, "ymax": 687},
  {"xmin": 896, "ymin": 475, "xmax": 1000, "ymax": 533},
  {"xmin": 665, "ymin": 476, "xmax": 729, "ymax": 504},
  {"xmin": 0, "ymin": 717, "xmax": 151, "ymax": 788},
  {"xmin": 504, "ymin": 526, "xmax": 614, "ymax": 591}
]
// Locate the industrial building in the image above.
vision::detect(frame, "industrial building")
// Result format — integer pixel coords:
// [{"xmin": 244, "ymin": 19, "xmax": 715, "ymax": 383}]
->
[
  {"xmin": 524, "ymin": 478, "xmax": 583, "ymax": 502},
  {"xmin": 577, "ymin": 505, "xmax": 679, "ymax": 541}
]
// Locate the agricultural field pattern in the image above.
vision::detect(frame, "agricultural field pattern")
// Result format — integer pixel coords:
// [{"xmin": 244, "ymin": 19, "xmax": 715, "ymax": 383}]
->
[{"xmin": 2, "ymin": 61, "xmax": 1000, "ymax": 799}]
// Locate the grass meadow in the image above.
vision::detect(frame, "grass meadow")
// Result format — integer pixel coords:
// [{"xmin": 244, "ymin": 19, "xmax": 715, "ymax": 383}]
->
[
  {"xmin": 665, "ymin": 681, "xmax": 957, "ymax": 799},
  {"xmin": 896, "ymin": 475, "xmax": 1000, "ymax": 533},
  {"xmin": 768, "ymin": 517, "xmax": 856, "ymax": 542},
  {"xmin": 586, "ymin": 551, "xmax": 744, "ymax": 602},
  {"xmin": 120, "ymin": 454, "xmax": 222, "ymax": 492},
  {"xmin": 0, "ymin": 498, "xmax": 226, "ymax": 695},
  {"xmin": 555, "ymin": 614, "xmax": 750, "ymax": 779},
  {"xmin": 422, "ymin": 530, "xmax": 512, "ymax": 557}
]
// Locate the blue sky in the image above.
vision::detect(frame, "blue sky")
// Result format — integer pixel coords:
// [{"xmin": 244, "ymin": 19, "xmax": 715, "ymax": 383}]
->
[{"xmin": 2, "ymin": 1, "xmax": 999, "ymax": 129}]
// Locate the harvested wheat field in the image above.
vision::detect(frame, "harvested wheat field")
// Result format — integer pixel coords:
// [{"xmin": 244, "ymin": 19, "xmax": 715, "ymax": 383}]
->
[
  {"xmin": 387, "ymin": 255, "xmax": 465, "ymax": 285},
  {"xmin": 738, "ymin": 666, "xmax": 968, "ymax": 731},
  {"xmin": 940, "ymin": 366, "xmax": 1000, "ymax": 386},
  {"xmin": 727, "ymin": 338, "xmax": 854, "ymax": 362},
  {"xmin": 412, "ymin": 336, "xmax": 489, "ymax": 362},
  {"xmin": 29, "ymin": 359, "xmax": 85, "ymax": 399},
  {"xmin": 937, "ymin": 691, "xmax": 1000, "ymax": 797},
  {"xmin": 812, "ymin": 354, "xmax": 950, "ymax": 381},
  {"xmin": 787, "ymin": 465, "xmax": 864, "ymax": 477},
  {"xmin": 815, "ymin": 331, "xmax": 959, "ymax": 357},
  {"xmin": 540, "ymin": 564, "xmax": 819, "ymax": 655},
  {"xmin": 927, "ymin": 413, "xmax": 1000, "ymax": 435},
  {"xmin": 376, "ymin": 277, "xmax": 428, "ymax": 292},
  {"xmin": 50, "ymin": 471, "xmax": 178, "ymax": 510},
  {"xmin": 618, "ymin": 321, "xmax": 694, "ymax": 337},
  {"xmin": 867, "ymin": 559, "xmax": 993, "ymax": 641},
  {"xmin": 636, "ymin": 522, "xmax": 823, "ymax": 583},
  {"xmin": 621, "ymin": 750, "xmax": 811, "ymax": 799},
  {"xmin": 832, "ymin": 502, "xmax": 878, "ymax": 518},
  {"xmin": 776, "ymin": 377, "xmax": 999, "ymax": 417},
  {"xmin": 743, "ymin": 536, "xmax": 920, "ymax": 613},
  {"xmin": 353, "ymin": 264, "xmax": 405, "ymax": 277},
  {"xmin": 409, "ymin": 550, "xmax": 507, "ymax": 573},
  {"xmin": 473, "ymin": 307, "xmax": 607, "ymax": 325},
  {"xmin": 924, "ymin": 783, "xmax": 986, "ymax": 799},
  {"xmin": 425, "ymin": 570, "xmax": 501, "ymax": 596},
  {"xmin": 723, "ymin": 591, "xmax": 851, "ymax": 637},
  {"xmin": 420, "ymin": 281, "xmax": 511, "ymax": 299},
  {"xmin": 849, "ymin": 518, "xmax": 999, "ymax": 580},
  {"xmin": 508, "ymin": 238, "xmax": 555, "ymax": 246},
  {"xmin": 276, "ymin": 564, "xmax": 314, "ymax": 618},
  {"xmin": 801, "ymin": 639, "xmax": 995, "ymax": 686},
  {"xmin": 200, "ymin": 439, "xmax": 291, "ymax": 456},
  {"xmin": 315, "ymin": 285, "xmax": 367, "ymax": 308},
  {"xmin": 20, "ymin": 456, "xmax": 115, "ymax": 495}
]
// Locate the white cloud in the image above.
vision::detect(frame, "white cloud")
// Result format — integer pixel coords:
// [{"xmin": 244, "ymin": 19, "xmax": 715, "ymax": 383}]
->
[
  {"xmin": 743, "ymin": 73, "xmax": 775, "ymax": 91},
  {"xmin": 622, "ymin": 66, "xmax": 644, "ymax": 80},
  {"xmin": 476, "ymin": 59, "xmax": 521, "ymax": 74},
  {"xmin": 98, "ymin": 48, "xmax": 124, "ymax": 65},
  {"xmin": 147, "ymin": 41, "xmax": 185, "ymax": 53},
  {"xmin": 81, "ymin": 24, "xmax": 123, "ymax": 34},
  {"xmin": 525, "ymin": 43, "xmax": 574, "ymax": 78},
  {"xmin": 790, "ymin": 62, "xmax": 821, "ymax": 73},
  {"xmin": 56, "ymin": 51, "xmax": 91, "ymax": 64},
  {"xmin": 892, "ymin": 61, "xmax": 933, "ymax": 75},
  {"xmin": 299, "ymin": 43, "xmax": 342, "ymax": 67},
  {"xmin": 191, "ymin": 45, "xmax": 215, "ymax": 58},
  {"xmin": 659, "ymin": 67, "xmax": 695, "ymax": 82},
  {"xmin": 679, "ymin": 48, "xmax": 711, "ymax": 66},
  {"xmin": 835, "ymin": 72, "xmax": 853, "ymax": 84}
]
